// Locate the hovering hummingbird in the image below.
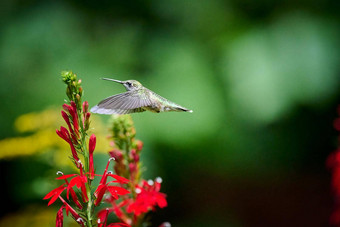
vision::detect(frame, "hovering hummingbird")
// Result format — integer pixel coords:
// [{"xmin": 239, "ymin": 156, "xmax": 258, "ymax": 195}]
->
[{"xmin": 90, "ymin": 78, "xmax": 193, "ymax": 115}]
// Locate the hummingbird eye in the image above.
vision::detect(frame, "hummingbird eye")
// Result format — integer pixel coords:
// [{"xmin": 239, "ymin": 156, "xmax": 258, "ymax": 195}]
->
[{"xmin": 126, "ymin": 82, "xmax": 132, "ymax": 87}]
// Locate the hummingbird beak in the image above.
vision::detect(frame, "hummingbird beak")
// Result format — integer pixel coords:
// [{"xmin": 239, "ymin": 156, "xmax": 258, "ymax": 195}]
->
[{"xmin": 101, "ymin": 78, "xmax": 124, "ymax": 84}]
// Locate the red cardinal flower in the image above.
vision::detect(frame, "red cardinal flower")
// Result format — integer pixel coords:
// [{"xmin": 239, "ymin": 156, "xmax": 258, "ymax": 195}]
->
[
  {"xmin": 56, "ymin": 168, "xmax": 88, "ymax": 202},
  {"xmin": 43, "ymin": 184, "xmax": 66, "ymax": 206},
  {"xmin": 127, "ymin": 178, "xmax": 167, "ymax": 216},
  {"xmin": 59, "ymin": 196, "xmax": 84, "ymax": 227},
  {"xmin": 55, "ymin": 171, "xmax": 83, "ymax": 209},
  {"xmin": 94, "ymin": 159, "xmax": 130, "ymax": 206}
]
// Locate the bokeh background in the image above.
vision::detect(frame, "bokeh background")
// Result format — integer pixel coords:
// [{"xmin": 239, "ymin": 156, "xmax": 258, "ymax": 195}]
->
[{"xmin": 1, "ymin": 0, "xmax": 340, "ymax": 226}]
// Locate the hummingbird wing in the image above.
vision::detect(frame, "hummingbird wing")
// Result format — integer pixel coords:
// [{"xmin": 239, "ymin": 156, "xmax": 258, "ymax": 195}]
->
[{"xmin": 90, "ymin": 90, "xmax": 152, "ymax": 115}]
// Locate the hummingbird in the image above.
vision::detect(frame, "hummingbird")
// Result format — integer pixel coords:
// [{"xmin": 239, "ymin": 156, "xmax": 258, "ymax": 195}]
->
[{"xmin": 90, "ymin": 78, "xmax": 193, "ymax": 115}]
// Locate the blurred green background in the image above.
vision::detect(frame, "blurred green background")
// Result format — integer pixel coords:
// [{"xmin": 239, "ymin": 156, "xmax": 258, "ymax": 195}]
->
[{"xmin": 0, "ymin": 0, "xmax": 339, "ymax": 226}]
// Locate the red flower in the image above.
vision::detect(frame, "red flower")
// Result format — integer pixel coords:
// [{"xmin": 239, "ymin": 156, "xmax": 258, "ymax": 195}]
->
[
  {"xmin": 94, "ymin": 159, "xmax": 130, "ymax": 206},
  {"xmin": 57, "ymin": 172, "xmax": 83, "ymax": 209},
  {"xmin": 127, "ymin": 178, "xmax": 167, "ymax": 216},
  {"xmin": 43, "ymin": 184, "xmax": 66, "ymax": 206},
  {"xmin": 59, "ymin": 196, "xmax": 84, "ymax": 227},
  {"xmin": 56, "ymin": 168, "xmax": 88, "ymax": 202}
]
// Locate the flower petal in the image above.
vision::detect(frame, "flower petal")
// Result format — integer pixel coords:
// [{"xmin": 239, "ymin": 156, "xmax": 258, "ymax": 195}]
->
[
  {"xmin": 94, "ymin": 184, "xmax": 107, "ymax": 206},
  {"xmin": 107, "ymin": 186, "xmax": 130, "ymax": 196},
  {"xmin": 107, "ymin": 174, "xmax": 129, "ymax": 184},
  {"xmin": 56, "ymin": 174, "xmax": 77, "ymax": 180},
  {"xmin": 43, "ymin": 184, "xmax": 66, "ymax": 200}
]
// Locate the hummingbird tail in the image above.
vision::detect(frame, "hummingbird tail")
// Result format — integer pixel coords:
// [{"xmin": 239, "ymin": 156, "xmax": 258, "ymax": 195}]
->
[{"xmin": 176, "ymin": 107, "xmax": 193, "ymax": 113}]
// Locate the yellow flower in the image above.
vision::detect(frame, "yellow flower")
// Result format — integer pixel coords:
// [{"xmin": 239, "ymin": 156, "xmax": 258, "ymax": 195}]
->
[{"xmin": 0, "ymin": 107, "xmax": 110, "ymax": 166}]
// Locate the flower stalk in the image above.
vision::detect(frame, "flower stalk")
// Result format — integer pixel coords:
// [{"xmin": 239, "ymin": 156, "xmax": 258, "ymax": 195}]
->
[
  {"xmin": 44, "ymin": 71, "xmax": 130, "ymax": 227},
  {"xmin": 105, "ymin": 115, "xmax": 169, "ymax": 227}
]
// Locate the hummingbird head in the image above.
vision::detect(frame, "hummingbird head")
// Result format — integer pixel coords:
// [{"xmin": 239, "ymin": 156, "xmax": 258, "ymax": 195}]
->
[
  {"xmin": 121, "ymin": 80, "xmax": 143, "ymax": 91},
  {"xmin": 101, "ymin": 78, "xmax": 143, "ymax": 91}
]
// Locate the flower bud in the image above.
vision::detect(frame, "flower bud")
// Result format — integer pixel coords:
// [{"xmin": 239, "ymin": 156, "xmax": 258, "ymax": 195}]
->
[
  {"xmin": 84, "ymin": 112, "xmax": 91, "ymax": 130},
  {"xmin": 136, "ymin": 140, "xmax": 143, "ymax": 152},
  {"xmin": 76, "ymin": 94, "xmax": 81, "ymax": 101},
  {"xmin": 129, "ymin": 163, "xmax": 137, "ymax": 173},
  {"xmin": 82, "ymin": 101, "xmax": 89, "ymax": 113},
  {"xmin": 130, "ymin": 149, "xmax": 139, "ymax": 162},
  {"xmin": 109, "ymin": 149, "xmax": 123, "ymax": 161},
  {"xmin": 79, "ymin": 86, "xmax": 83, "ymax": 96}
]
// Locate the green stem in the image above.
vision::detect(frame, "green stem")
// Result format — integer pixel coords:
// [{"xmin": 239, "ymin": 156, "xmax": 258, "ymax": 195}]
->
[
  {"xmin": 78, "ymin": 109, "xmax": 93, "ymax": 227},
  {"xmin": 83, "ymin": 142, "xmax": 93, "ymax": 227},
  {"xmin": 86, "ymin": 183, "xmax": 93, "ymax": 227}
]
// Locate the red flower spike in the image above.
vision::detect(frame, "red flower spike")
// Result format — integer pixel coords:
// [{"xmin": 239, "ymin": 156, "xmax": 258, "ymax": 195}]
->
[{"xmin": 56, "ymin": 205, "xmax": 65, "ymax": 227}]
